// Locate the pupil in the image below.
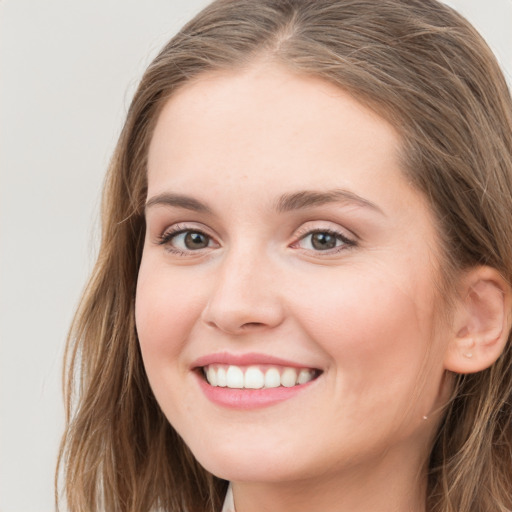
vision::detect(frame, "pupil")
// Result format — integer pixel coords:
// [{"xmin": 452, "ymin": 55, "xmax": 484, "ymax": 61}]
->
[
  {"xmin": 185, "ymin": 232, "xmax": 208, "ymax": 249},
  {"xmin": 312, "ymin": 232, "xmax": 336, "ymax": 250}
]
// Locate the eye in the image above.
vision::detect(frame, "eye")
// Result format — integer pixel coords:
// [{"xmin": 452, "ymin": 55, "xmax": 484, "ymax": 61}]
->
[
  {"xmin": 158, "ymin": 226, "xmax": 217, "ymax": 254},
  {"xmin": 294, "ymin": 229, "xmax": 355, "ymax": 252},
  {"xmin": 173, "ymin": 231, "xmax": 211, "ymax": 250}
]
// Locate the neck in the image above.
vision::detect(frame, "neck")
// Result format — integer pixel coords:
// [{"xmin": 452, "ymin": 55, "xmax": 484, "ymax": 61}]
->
[{"xmin": 230, "ymin": 447, "xmax": 429, "ymax": 512}]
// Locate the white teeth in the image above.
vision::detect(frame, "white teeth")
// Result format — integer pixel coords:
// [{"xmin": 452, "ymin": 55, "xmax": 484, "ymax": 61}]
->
[
  {"xmin": 281, "ymin": 367, "xmax": 298, "ymax": 387},
  {"xmin": 226, "ymin": 365, "xmax": 244, "ymax": 388},
  {"xmin": 244, "ymin": 366, "xmax": 265, "ymax": 389},
  {"xmin": 297, "ymin": 369, "xmax": 315, "ymax": 385},
  {"xmin": 217, "ymin": 367, "xmax": 227, "ymax": 387},
  {"xmin": 206, "ymin": 366, "xmax": 217, "ymax": 386},
  {"xmin": 264, "ymin": 368, "xmax": 281, "ymax": 388},
  {"xmin": 203, "ymin": 364, "xmax": 318, "ymax": 389}
]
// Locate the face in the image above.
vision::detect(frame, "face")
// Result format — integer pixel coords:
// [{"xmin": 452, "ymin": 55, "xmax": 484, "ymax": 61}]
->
[{"xmin": 136, "ymin": 65, "xmax": 453, "ymax": 485}]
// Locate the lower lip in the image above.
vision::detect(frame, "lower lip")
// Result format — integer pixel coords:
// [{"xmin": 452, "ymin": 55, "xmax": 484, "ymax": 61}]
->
[{"xmin": 195, "ymin": 373, "xmax": 316, "ymax": 409}]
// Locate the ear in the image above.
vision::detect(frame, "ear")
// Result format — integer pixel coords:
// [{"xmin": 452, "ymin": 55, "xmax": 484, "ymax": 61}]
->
[{"xmin": 444, "ymin": 266, "xmax": 512, "ymax": 374}]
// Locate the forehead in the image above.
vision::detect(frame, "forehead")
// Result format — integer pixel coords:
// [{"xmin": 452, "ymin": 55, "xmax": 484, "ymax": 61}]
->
[{"xmin": 147, "ymin": 64, "xmax": 416, "ymax": 214}]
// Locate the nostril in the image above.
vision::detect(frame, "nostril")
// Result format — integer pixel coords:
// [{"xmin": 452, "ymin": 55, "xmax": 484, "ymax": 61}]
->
[{"xmin": 241, "ymin": 322, "xmax": 265, "ymax": 329}]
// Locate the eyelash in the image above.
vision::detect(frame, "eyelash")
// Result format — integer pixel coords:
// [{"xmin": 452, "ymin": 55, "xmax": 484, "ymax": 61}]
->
[
  {"xmin": 156, "ymin": 224, "xmax": 357, "ymax": 256},
  {"xmin": 157, "ymin": 224, "xmax": 215, "ymax": 256}
]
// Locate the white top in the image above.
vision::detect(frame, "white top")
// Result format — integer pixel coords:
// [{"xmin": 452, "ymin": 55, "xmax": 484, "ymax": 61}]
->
[{"xmin": 221, "ymin": 484, "xmax": 236, "ymax": 512}]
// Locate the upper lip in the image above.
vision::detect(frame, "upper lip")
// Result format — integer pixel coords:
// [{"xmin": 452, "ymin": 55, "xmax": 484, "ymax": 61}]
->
[{"xmin": 191, "ymin": 352, "xmax": 320, "ymax": 370}]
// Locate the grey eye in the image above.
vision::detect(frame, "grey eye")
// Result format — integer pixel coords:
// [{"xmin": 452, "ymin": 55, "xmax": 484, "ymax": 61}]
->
[
  {"xmin": 298, "ymin": 231, "xmax": 344, "ymax": 251},
  {"xmin": 310, "ymin": 232, "xmax": 338, "ymax": 250}
]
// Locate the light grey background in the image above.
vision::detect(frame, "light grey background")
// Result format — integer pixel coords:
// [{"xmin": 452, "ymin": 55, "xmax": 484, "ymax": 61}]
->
[{"xmin": 1, "ymin": 1, "xmax": 511, "ymax": 511}]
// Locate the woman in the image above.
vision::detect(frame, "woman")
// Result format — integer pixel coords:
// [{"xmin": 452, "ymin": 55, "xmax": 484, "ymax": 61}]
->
[{"xmin": 57, "ymin": 0, "xmax": 512, "ymax": 511}]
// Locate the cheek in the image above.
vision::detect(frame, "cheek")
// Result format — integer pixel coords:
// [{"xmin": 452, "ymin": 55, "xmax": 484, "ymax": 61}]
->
[
  {"xmin": 294, "ymin": 270, "xmax": 446, "ymax": 449},
  {"xmin": 292, "ymin": 265, "xmax": 439, "ymax": 390},
  {"xmin": 135, "ymin": 259, "xmax": 214, "ymax": 428},
  {"xmin": 135, "ymin": 259, "xmax": 206, "ymax": 367}
]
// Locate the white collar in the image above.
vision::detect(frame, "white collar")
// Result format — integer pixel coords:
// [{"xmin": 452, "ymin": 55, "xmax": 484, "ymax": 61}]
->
[{"xmin": 221, "ymin": 483, "xmax": 236, "ymax": 512}]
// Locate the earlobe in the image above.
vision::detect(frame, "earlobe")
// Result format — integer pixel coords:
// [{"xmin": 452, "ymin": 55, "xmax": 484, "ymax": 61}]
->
[{"xmin": 444, "ymin": 267, "xmax": 512, "ymax": 374}]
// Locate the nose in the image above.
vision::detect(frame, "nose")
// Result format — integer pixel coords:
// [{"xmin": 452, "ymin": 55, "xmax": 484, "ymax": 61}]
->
[{"xmin": 201, "ymin": 248, "xmax": 285, "ymax": 335}]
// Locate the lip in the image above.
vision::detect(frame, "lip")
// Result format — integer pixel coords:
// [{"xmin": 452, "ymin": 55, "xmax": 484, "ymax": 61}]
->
[
  {"xmin": 191, "ymin": 351, "xmax": 317, "ymax": 370},
  {"xmin": 191, "ymin": 352, "xmax": 321, "ymax": 410},
  {"xmin": 194, "ymin": 372, "xmax": 318, "ymax": 409}
]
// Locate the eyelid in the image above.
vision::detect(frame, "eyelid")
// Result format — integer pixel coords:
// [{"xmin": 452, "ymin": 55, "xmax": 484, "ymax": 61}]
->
[
  {"xmin": 293, "ymin": 221, "xmax": 357, "ymax": 241},
  {"xmin": 157, "ymin": 221, "xmax": 214, "ymax": 239}
]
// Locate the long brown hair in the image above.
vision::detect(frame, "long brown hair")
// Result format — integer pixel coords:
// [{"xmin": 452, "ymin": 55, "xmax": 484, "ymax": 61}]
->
[{"xmin": 57, "ymin": 1, "xmax": 512, "ymax": 511}]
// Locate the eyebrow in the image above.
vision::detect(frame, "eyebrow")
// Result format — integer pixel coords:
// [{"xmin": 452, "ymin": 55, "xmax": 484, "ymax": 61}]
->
[
  {"xmin": 145, "ymin": 192, "xmax": 213, "ymax": 213},
  {"xmin": 145, "ymin": 188, "xmax": 384, "ymax": 215},
  {"xmin": 275, "ymin": 189, "xmax": 384, "ymax": 215}
]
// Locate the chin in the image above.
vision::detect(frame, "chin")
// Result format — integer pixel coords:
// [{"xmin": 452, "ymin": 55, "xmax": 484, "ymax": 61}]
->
[
  {"xmin": 188, "ymin": 441, "xmax": 307, "ymax": 483},
  {"xmin": 202, "ymin": 459, "xmax": 299, "ymax": 484}
]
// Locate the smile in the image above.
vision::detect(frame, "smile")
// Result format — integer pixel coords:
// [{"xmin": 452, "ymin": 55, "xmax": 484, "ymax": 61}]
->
[
  {"xmin": 192, "ymin": 353, "xmax": 322, "ymax": 408},
  {"xmin": 203, "ymin": 364, "xmax": 319, "ymax": 389}
]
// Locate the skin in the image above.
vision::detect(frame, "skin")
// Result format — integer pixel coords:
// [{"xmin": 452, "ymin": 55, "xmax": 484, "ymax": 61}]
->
[{"xmin": 136, "ymin": 64, "xmax": 457, "ymax": 512}]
